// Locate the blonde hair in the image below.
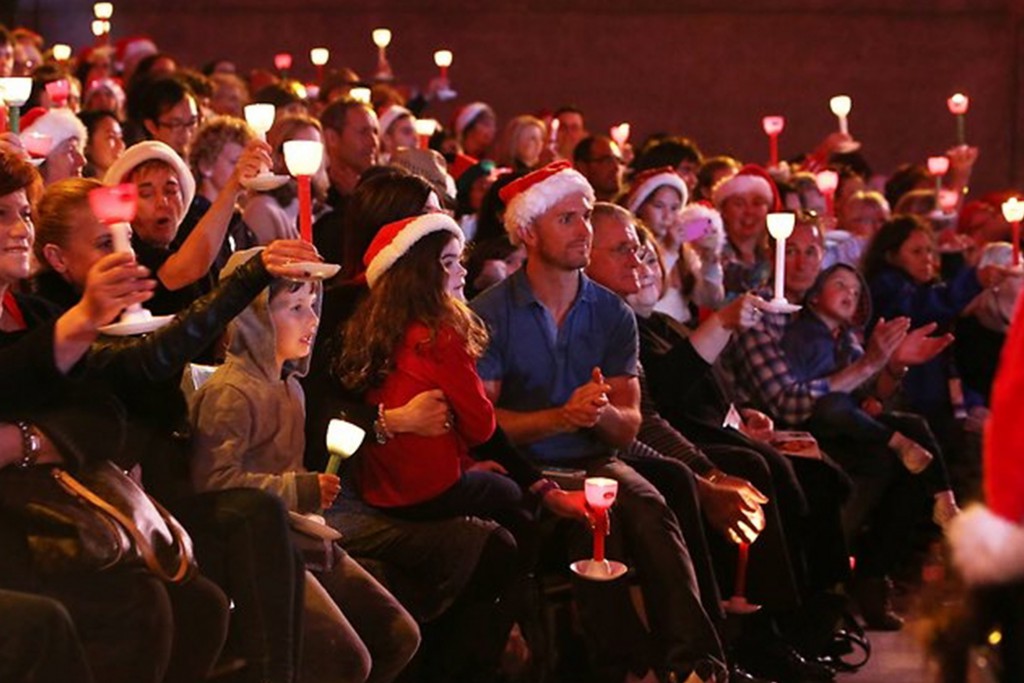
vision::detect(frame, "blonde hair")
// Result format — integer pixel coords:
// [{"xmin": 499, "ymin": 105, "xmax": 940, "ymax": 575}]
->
[
  {"xmin": 188, "ymin": 115, "xmax": 254, "ymax": 181},
  {"xmin": 496, "ymin": 115, "xmax": 545, "ymax": 169},
  {"xmin": 33, "ymin": 177, "xmax": 103, "ymax": 267}
]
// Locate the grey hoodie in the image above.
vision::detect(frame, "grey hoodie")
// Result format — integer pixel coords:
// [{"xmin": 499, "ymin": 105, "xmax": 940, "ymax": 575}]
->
[{"xmin": 189, "ymin": 248, "xmax": 324, "ymax": 513}]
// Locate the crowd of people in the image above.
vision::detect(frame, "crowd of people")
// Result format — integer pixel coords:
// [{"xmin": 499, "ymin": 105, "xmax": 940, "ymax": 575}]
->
[{"xmin": 0, "ymin": 19, "xmax": 1022, "ymax": 683}]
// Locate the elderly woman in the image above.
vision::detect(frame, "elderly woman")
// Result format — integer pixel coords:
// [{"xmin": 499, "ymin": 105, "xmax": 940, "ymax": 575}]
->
[{"xmin": 20, "ymin": 107, "xmax": 87, "ymax": 185}]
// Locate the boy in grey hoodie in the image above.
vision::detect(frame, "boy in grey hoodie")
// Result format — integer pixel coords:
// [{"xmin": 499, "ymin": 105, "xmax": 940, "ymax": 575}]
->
[{"xmin": 190, "ymin": 248, "xmax": 419, "ymax": 683}]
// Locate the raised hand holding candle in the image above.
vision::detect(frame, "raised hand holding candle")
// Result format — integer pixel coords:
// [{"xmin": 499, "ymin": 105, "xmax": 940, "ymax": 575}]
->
[
  {"xmin": 284, "ymin": 139, "xmax": 324, "ymax": 243},
  {"xmin": 829, "ymin": 95, "xmax": 852, "ymax": 136},
  {"xmin": 767, "ymin": 212, "xmax": 796, "ymax": 305},
  {"xmin": 761, "ymin": 115, "xmax": 784, "ymax": 167},
  {"xmin": 244, "ymin": 103, "xmax": 275, "ymax": 142},
  {"xmin": 1002, "ymin": 197, "xmax": 1024, "ymax": 266},
  {"xmin": 947, "ymin": 93, "xmax": 969, "ymax": 145}
]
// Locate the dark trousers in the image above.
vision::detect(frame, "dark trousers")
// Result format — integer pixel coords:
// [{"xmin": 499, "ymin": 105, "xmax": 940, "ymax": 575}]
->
[
  {"xmin": 808, "ymin": 392, "xmax": 952, "ymax": 496},
  {"xmin": 0, "ymin": 590, "xmax": 93, "ymax": 683},
  {"xmin": 46, "ymin": 568, "xmax": 228, "ymax": 683},
  {"xmin": 570, "ymin": 458, "xmax": 724, "ymax": 681},
  {"xmin": 170, "ymin": 488, "xmax": 305, "ymax": 683}
]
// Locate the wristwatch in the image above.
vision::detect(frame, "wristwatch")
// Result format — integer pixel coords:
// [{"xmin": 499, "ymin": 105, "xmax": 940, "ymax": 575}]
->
[{"xmin": 15, "ymin": 421, "xmax": 41, "ymax": 469}]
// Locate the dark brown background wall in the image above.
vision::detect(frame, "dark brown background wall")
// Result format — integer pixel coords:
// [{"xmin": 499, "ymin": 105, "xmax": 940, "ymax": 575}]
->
[{"xmin": 16, "ymin": 0, "xmax": 1024, "ymax": 193}]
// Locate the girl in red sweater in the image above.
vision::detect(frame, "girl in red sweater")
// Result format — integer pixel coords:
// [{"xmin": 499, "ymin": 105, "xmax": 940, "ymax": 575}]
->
[{"xmin": 339, "ymin": 213, "xmax": 523, "ymax": 519}]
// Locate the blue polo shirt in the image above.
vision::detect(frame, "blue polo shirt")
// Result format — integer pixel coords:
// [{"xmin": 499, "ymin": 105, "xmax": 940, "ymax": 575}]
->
[{"xmin": 470, "ymin": 268, "xmax": 639, "ymax": 465}]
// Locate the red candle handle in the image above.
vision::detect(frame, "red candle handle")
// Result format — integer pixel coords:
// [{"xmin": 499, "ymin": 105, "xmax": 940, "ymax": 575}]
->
[
  {"xmin": 733, "ymin": 542, "xmax": 750, "ymax": 597},
  {"xmin": 769, "ymin": 134, "xmax": 779, "ymax": 168},
  {"xmin": 1013, "ymin": 221, "xmax": 1021, "ymax": 267},
  {"xmin": 440, "ymin": 65, "xmax": 449, "ymax": 80},
  {"xmin": 592, "ymin": 508, "xmax": 608, "ymax": 562},
  {"xmin": 298, "ymin": 174, "xmax": 313, "ymax": 243},
  {"xmin": 317, "ymin": 64, "xmax": 324, "ymax": 86},
  {"xmin": 825, "ymin": 191, "xmax": 835, "ymax": 219}
]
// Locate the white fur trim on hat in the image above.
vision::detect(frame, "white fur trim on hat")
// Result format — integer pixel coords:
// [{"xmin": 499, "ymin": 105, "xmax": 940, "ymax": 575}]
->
[
  {"xmin": 503, "ymin": 169, "xmax": 595, "ymax": 246},
  {"xmin": 22, "ymin": 109, "xmax": 87, "ymax": 153},
  {"xmin": 103, "ymin": 140, "xmax": 196, "ymax": 211},
  {"xmin": 365, "ymin": 214, "xmax": 464, "ymax": 288},
  {"xmin": 948, "ymin": 504, "xmax": 1024, "ymax": 584},
  {"xmin": 626, "ymin": 171, "xmax": 688, "ymax": 214},
  {"xmin": 679, "ymin": 202, "xmax": 725, "ymax": 253},
  {"xmin": 455, "ymin": 102, "xmax": 492, "ymax": 140},
  {"xmin": 711, "ymin": 174, "xmax": 772, "ymax": 209},
  {"xmin": 378, "ymin": 105, "xmax": 413, "ymax": 137}
]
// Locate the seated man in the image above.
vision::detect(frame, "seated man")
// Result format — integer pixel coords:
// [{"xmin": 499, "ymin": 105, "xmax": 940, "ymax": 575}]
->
[{"xmin": 470, "ymin": 161, "xmax": 724, "ymax": 683}]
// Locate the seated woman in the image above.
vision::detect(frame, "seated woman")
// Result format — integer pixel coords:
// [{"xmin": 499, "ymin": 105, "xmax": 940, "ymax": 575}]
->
[
  {"xmin": 495, "ymin": 115, "xmax": 545, "ymax": 173},
  {"xmin": 78, "ymin": 109, "xmax": 126, "ymax": 180},
  {"xmin": 823, "ymin": 189, "xmax": 890, "ymax": 269},
  {"xmin": 191, "ymin": 249, "xmax": 420, "ymax": 683},
  {"xmin": 103, "ymin": 138, "xmax": 268, "ymax": 314},
  {"xmin": 780, "ymin": 263, "xmax": 959, "ymax": 527},
  {"xmin": 624, "ymin": 166, "xmax": 724, "ymax": 323},
  {"xmin": 20, "ymin": 107, "xmax": 87, "ymax": 185},
  {"xmin": 0, "ymin": 148, "xmax": 228, "ymax": 683},
  {"xmin": 711, "ymin": 164, "xmax": 776, "ymax": 301}
]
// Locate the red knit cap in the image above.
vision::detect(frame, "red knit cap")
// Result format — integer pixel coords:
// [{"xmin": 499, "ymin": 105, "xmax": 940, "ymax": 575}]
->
[{"xmin": 363, "ymin": 213, "xmax": 464, "ymax": 288}]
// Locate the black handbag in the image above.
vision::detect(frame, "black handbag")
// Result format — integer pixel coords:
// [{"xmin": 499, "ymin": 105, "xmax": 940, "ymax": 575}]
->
[{"xmin": 0, "ymin": 461, "xmax": 196, "ymax": 583}]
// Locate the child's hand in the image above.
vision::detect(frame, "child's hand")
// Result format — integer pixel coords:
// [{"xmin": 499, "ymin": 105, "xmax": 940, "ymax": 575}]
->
[{"xmin": 318, "ymin": 473, "xmax": 341, "ymax": 509}]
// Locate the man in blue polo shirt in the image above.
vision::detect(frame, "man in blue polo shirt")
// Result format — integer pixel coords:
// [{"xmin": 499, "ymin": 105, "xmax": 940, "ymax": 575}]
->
[{"xmin": 471, "ymin": 161, "xmax": 724, "ymax": 683}]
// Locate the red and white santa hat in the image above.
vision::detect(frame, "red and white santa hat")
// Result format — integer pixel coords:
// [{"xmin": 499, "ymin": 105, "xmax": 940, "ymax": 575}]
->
[
  {"xmin": 499, "ymin": 160, "xmax": 595, "ymax": 245},
  {"xmin": 624, "ymin": 166, "xmax": 689, "ymax": 215},
  {"xmin": 679, "ymin": 201, "xmax": 725, "ymax": 251},
  {"xmin": 949, "ymin": 291, "xmax": 1024, "ymax": 584},
  {"xmin": 711, "ymin": 163, "xmax": 781, "ymax": 212},
  {"xmin": 378, "ymin": 104, "xmax": 413, "ymax": 136},
  {"xmin": 363, "ymin": 213, "xmax": 464, "ymax": 288},
  {"xmin": 453, "ymin": 101, "xmax": 494, "ymax": 140},
  {"xmin": 20, "ymin": 107, "xmax": 87, "ymax": 159}
]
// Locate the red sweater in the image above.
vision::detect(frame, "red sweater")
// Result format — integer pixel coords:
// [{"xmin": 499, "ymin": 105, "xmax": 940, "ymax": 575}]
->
[{"xmin": 358, "ymin": 322, "xmax": 496, "ymax": 507}]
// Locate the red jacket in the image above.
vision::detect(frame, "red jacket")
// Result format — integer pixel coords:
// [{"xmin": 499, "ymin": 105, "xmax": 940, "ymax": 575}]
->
[{"xmin": 358, "ymin": 322, "xmax": 496, "ymax": 507}]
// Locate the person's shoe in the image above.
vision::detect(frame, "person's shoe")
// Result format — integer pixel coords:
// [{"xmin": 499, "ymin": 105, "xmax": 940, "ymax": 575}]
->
[
  {"xmin": 850, "ymin": 576, "xmax": 904, "ymax": 631},
  {"xmin": 889, "ymin": 432, "xmax": 933, "ymax": 474},
  {"xmin": 737, "ymin": 639, "xmax": 835, "ymax": 682},
  {"xmin": 932, "ymin": 491, "xmax": 961, "ymax": 529}
]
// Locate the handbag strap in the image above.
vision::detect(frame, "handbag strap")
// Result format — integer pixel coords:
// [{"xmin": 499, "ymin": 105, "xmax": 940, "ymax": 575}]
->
[{"xmin": 55, "ymin": 469, "xmax": 192, "ymax": 583}]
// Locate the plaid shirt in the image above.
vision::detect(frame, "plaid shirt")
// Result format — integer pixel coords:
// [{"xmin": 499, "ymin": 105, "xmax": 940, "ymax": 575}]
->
[{"xmin": 726, "ymin": 301, "xmax": 831, "ymax": 426}]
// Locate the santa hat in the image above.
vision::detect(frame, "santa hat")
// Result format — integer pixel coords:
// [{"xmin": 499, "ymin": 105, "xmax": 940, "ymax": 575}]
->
[
  {"xmin": 624, "ymin": 166, "xmax": 688, "ymax": 215},
  {"xmin": 103, "ymin": 141, "xmax": 196, "ymax": 211},
  {"xmin": 450, "ymin": 153, "xmax": 479, "ymax": 182},
  {"xmin": 711, "ymin": 164, "xmax": 781, "ymax": 212},
  {"xmin": 453, "ymin": 102, "xmax": 494, "ymax": 140},
  {"xmin": 115, "ymin": 35, "xmax": 158, "ymax": 71},
  {"xmin": 363, "ymin": 213, "xmax": 464, "ymax": 288},
  {"xmin": 679, "ymin": 201, "xmax": 725, "ymax": 253},
  {"xmin": 83, "ymin": 77, "xmax": 127, "ymax": 112},
  {"xmin": 20, "ymin": 107, "xmax": 87, "ymax": 158},
  {"xmin": 378, "ymin": 104, "xmax": 413, "ymax": 136},
  {"xmin": 499, "ymin": 160, "xmax": 595, "ymax": 245},
  {"xmin": 949, "ymin": 290, "xmax": 1024, "ymax": 584}
]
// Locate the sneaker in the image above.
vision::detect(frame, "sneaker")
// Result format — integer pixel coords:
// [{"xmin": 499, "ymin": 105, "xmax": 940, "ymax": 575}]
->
[{"xmin": 888, "ymin": 432, "xmax": 933, "ymax": 474}]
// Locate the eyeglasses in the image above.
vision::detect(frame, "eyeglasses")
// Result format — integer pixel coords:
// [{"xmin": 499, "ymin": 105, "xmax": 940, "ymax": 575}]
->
[
  {"xmin": 595, "ymin": 242, "xmax": 641, "ymax": 259},
  {"xmin": 156, "ymin": 116, "xmax": 200, "ymax": 131}
]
